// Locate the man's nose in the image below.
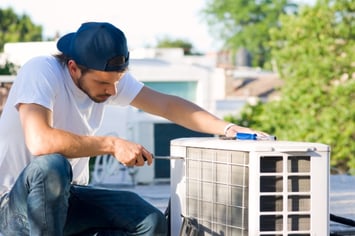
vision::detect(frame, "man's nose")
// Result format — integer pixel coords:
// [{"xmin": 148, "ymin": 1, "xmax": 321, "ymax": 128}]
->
[{"xmin": 106, "ymin": 85, "xmax": 117, "ymax": 96}]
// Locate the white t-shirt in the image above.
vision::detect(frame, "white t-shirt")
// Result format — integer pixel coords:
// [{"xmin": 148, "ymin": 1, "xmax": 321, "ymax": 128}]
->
[{"xmin": 0, "ymin": 55, "xmax": 144, "ymax": 195}]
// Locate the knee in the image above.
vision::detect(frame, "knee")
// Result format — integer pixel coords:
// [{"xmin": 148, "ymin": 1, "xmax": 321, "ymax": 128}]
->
[
  {"xmin": 138, "ymin": 207, "xmax": 167, "ymax": 236},
  {"xmin": 149, "ymin": 210, "xmax": 168, "ymax": 235},
  {"xmin": 27, "ymin": 154, "xmax": 73, "ymax": 195}
]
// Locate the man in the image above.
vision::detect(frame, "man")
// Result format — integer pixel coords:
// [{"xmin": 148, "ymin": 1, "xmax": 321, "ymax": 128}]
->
[{"xmin": 0, "ymin": 22, "xmax": 266, "ymax": 235}]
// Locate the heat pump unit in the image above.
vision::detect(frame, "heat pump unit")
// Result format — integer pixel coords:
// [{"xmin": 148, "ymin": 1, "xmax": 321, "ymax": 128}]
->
[{"xmin": 170, "ymin": 138, "xmax": 330, "ymax": 236}]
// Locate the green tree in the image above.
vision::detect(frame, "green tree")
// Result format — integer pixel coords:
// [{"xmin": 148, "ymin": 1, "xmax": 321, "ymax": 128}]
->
[
  {"xmin": 0, "ymin": 61, "xmax": 18, "ymax": 75},
  {"xmin": 0, "ymin": 7, "xmax": 43, "ymax": 75},
  {"xmin": 202, "ymin": 0, "xmax": 298, "ymax": 68},
  {"xmin": 0, "ymin": 7, "xmax": 43, "ymax": 52},
  {"xmin": 230, "ymin": 0, "xmax": 355, "ymax": 173},
  {"xmin": 156, "ymin": 36, "xmax": 196, "ymax": 55}
]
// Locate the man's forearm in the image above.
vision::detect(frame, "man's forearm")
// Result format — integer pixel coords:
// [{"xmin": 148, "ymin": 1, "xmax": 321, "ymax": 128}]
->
[
  {"xmin": 28, "ymin": 128, "xmax": 115, "ymax": 158},
  {"xmin": 162, "ymin": 96, "xmax": 229, "ymax": 136}
]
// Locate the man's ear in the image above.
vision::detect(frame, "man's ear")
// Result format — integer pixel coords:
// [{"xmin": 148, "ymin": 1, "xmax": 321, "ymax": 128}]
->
[{"xmin": 67, "ymin": 60, "xmax": 82, "ymax": 79}]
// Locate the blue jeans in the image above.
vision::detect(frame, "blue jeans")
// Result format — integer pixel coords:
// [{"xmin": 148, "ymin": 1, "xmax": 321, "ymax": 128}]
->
[{"xmin": 0, "ymin": 154, "xmax": 167, "ymax": 236}]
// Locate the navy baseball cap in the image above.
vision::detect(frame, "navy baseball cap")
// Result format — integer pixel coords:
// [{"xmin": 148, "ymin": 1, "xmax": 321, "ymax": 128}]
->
[{"xmin": 57, "ymin": 22, "xmax": 129, "ymax": 71}]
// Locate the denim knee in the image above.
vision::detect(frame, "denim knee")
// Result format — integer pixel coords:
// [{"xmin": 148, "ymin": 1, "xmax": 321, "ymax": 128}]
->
[
  {"xmin": 133, "ymin": 197, "xmax": 168, "ymax": 236},
  {"xmin": 1, "ymin": 154, "xmax": 73, "ymax": 235},
  {"xmin": 147, "ymin": 209, "xmax": 168, "ymax": 236},
  {"xmin": 25, "ymin": 154, "xmax": 73, "ymax": 234},
  {"xmin": 28, "ymin": 153, "xmax": 73, "ymax": 196}
]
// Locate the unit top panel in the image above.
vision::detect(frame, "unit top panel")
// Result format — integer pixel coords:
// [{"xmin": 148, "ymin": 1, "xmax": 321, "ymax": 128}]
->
[{"xmin": 170, "ymin": 137, "xmax": 330, "ymax": 153}]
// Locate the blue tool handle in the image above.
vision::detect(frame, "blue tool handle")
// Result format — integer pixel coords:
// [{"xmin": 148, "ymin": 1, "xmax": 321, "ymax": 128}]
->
[
  {"xmin": 235, "ymin": 132, "xmax": 277, "ymax": 140},
  {"xmin": 236, "ymin": 133, "xmax": 257, "ymax": 140}
]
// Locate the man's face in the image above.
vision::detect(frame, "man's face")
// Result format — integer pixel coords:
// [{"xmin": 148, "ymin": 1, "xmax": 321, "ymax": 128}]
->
[{"xmin": 77, "ymin": 69, "xmax": 125, "ymax": 103}]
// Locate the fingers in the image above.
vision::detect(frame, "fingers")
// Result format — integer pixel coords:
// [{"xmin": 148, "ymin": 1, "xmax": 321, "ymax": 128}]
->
[
  {"xmin": 134, "ymin": 155, "xmax": 146, "ymax": 166},
  {"xmin": 112, "ymin": 138, "xmax": 154, "ymax": 167},
  {"xmin": 141, "ymin": 150, "xmax": 153, "ymax": 166},
  {"xmin": 225, "ymin": 124, "xmax": 270, "ymax": 138},
  {"xmin": 119, "ymin": 150, "xmax": 153, "ymax": 167}
]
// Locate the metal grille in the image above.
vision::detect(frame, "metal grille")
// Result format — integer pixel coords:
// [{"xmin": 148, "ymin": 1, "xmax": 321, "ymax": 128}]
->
[
  {"xmin": 171, "ymin": 138, "xmax": 329, "ymax": 236},
  {"xmin": 185, "ymin": 147, "xmax": 249, "ymax": 236},
  {"xmin": 184, "ymin": 149, "xmax": 312, "ymax": 236},
  {"xmin": 259, "ymin": 155, "xmax": 311, "ymax": 235}
]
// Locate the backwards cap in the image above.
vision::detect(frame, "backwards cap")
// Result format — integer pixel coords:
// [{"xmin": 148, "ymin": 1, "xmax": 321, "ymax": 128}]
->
[{"xmin": 57, "ymin": 22, "xmax": 129, "ymax": 71}]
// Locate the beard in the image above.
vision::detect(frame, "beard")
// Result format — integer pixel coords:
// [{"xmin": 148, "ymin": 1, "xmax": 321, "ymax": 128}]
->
[{"xmin": 77, "ymin": 76, "xmax": 111, "ymax": 103}]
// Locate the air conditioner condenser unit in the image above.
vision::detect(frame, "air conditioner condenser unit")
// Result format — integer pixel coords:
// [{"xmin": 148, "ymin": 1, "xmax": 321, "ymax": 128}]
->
[{"xmin": 170, "ymin": 138, "xmax": 330, "ymax": 236}]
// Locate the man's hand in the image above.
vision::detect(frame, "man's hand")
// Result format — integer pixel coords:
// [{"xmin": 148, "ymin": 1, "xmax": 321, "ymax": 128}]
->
[
  {"xmin": 225, "ymin": 124, "xmax": 269, "ymax": 138},
  {"xmin": 111, "ymin": 138, "xmax": 153, "ymax": 167}
]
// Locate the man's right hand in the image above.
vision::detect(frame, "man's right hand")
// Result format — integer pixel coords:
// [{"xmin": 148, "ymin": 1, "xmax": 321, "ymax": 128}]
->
[{"xmin": 111, "ymin": 138, "xmax": 153, "ymax": 167}]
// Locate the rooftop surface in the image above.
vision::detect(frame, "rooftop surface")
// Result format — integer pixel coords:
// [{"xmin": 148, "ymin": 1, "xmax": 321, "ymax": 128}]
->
[
  {"xmin": 329, "ymin": 175, "xmax": 355, "ymax": 235},
  {"xmin": 96, "ymin": 174, "xmax": 355, "ymax": 235}
]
